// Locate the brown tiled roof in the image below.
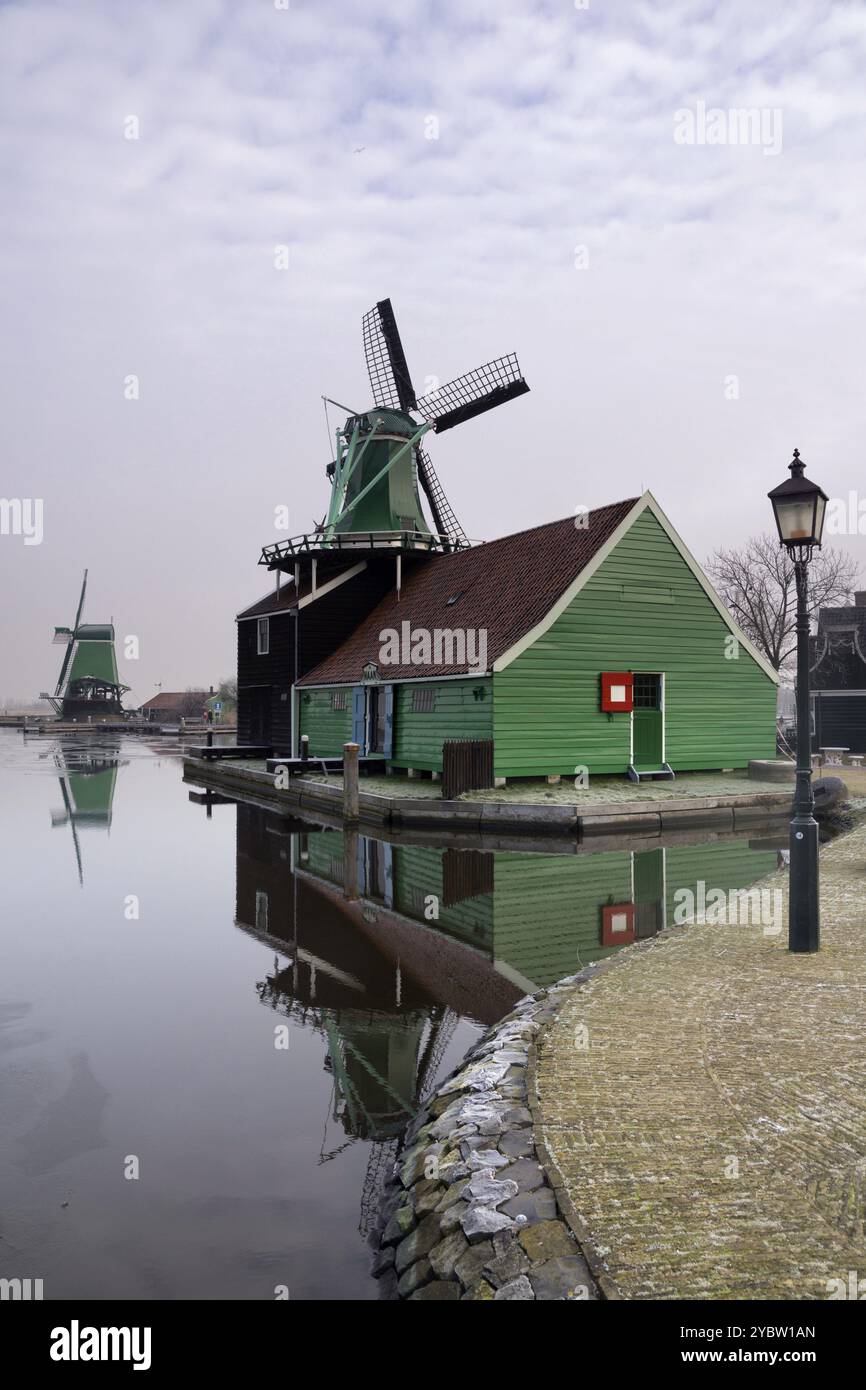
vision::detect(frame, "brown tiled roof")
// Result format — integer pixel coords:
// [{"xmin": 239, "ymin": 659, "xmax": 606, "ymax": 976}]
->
[
  {"xmin": 140, "ymin": 691, "xmax": 209, "ymax": 710},
  {"xmin": 297, "ymin": 500, "xmax": 639, "ymax": 685}
]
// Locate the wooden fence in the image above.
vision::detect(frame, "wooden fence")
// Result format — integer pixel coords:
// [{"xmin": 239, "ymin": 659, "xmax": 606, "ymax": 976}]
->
[
  {"xmin": 442, "ymin": 848, "xmax": 495, "ymax": 907},
  {"xmin": 442, "ymin": 738, "xmax": 495, "ymax": 800}
]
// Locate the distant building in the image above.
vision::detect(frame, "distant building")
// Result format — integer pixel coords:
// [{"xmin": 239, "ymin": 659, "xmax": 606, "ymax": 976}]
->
[
  {"xmin": 811, "ymin": 591, "xmax": 866, "ymax": 755},
  {"xmin": 138, "ymin": 691, "xmax": 211, "ymax": 723}
]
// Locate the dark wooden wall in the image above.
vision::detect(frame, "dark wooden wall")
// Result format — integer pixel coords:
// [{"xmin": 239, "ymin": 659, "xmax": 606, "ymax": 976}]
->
[{"xmin": 236, "ymin": 563, "xmax": 395, "ymax": 751}]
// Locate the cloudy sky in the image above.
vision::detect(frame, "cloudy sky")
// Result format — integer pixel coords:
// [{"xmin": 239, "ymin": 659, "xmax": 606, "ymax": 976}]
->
[{"xmin": 1, "ymin": 0, "xmax": 864, "ymax": 705}]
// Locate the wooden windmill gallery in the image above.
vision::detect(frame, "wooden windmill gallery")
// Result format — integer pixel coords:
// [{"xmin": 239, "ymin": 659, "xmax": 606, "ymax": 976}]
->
[{"xmin": 236, "ymin": 300, "xmax": 778, "ymax": 784}]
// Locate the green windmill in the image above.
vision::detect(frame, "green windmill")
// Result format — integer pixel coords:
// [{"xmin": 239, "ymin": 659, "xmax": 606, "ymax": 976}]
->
[
  {"xmin": 42, "ymin": 570, "xmax": 129, "ymax": 721},
  {"xmin": 324, "ymin": 299, "xmax": 529, "ymax": 549}
]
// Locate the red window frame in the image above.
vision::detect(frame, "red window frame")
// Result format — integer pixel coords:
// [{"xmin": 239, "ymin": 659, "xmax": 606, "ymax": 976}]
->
[
  {"xmin": 601, "ymin": 903, "xmax": 636, "ymax": 946},
  {"xmin": 600, "ymin": 671, "xmax": 633, "ymax": 712}
]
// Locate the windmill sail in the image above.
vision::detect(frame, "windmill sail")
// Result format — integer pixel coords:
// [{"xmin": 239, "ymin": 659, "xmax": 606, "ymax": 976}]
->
[
  {"xmin": 414, "ymin": 353, "xmax": 529, "ymax": 433},
  {"xmin": 55, "ymin": 569, "xmax": 88, "ymax": 697},
  {"xmin": 361, "ymin": 299, "xmax": 416, "ymax": 412},
  {"xmin": 415, "ymin": 446, "xmax": 466, "ymax": 548}
]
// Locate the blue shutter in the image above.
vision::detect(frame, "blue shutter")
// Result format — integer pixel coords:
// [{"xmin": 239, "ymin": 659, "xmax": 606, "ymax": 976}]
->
[
  {"xmin": 351, "ymin": 686, "xmax": 365, "ymax": 748},
  {"xmin": 383, "ymin": 684, "xmax": 394, "ymax": 758}
]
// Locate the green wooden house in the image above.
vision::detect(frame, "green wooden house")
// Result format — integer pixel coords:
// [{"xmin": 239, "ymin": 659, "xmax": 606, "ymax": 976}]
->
[
  {"xmin": 237, "ymin": 300, "xmax": 777, "ymax": 780},
  {"xmin": 290, "ymin": 492, "xmax": 778, "ymax": 781}
]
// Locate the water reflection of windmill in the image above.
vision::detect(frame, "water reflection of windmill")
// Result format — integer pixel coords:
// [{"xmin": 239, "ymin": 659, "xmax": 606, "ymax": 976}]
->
[
  {"xmin": 50, "ymin": 740, "xmax": 123, "ymax": 884},
  {"xmin": 233, "ymin": 805, "xmax": 461, "ymax": 1231}
]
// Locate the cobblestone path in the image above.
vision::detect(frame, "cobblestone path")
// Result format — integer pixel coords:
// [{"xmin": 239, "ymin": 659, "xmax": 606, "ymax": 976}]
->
[{"xmin": 534, "ymin": 820, "xmax": 866, "ymax": 1299}]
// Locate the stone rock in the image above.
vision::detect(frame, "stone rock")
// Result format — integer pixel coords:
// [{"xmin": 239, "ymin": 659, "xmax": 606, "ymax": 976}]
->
[
  {"xmin": 502, "ymin": 1106, "xmax": 533, "ymax": 1126},
  {"xmin": 454, "ymin": 1239, "xmax": 494, "ymax": 1289},
  {"xmin": 395, "ymin": 1213, "xmax": 443, "ymax": 1274},
  {"xmin": 461, "ymin": 1279, "xmax": 497, "ymax": 1301},
  {"xmin": 459, "ymin": 1135, "xmax": 494, "ymax": 1156},
  {"xmin": 410, "ymin": 1280, "xmax": 462, "ymax": 1301},
  {"xmin": 440, "ymin": 1200, "xmax": 469, "ymax": 1234},
  {"xmin": 477, "ymin": 1116, "xmax": 507, "ymax": 1137},
  {"xmin": 397, "ymin": 1257, "xmax": 433, "ymax": 1297},
  {"xmin": 440, "ymin": 1159, "xmax": 471, "ymax": 1186},
  {"xmin": 429, "ymin": 1229, "xmax": 469, "ymax": 1279},
  {"xmin": 401, "ymin": 1141, "xmax": 444, "ymax": 1188},
  {"xmin": 494, "ymin": 1274, "xmax": 535, "ymax": 1300},
  {"xmin": 518, "ymin": 1219, "xmax": 577, "ymax": 1264},
  {"xmin": 500, "ymin": 1083, "xmax": 527, "ymax": 1100},
  {"xmin": 382, "ymin": 1203, "xmax": 416, "ymax": 1246},
  {"xmin": 460, "ymin": 1204, "xmax": 516, "ymax": 1243},
  {"xmin": 435, "ymin": 1178, "xmax": 469, "ymax": 1213},
  {"xmin": 377, "ymin": 1269, "xmax": 399, "ymax": 1299},
  {"xmin": 464, "ymin": 1172, "xmax": 519, "ymax": 1207},
  {"xmin": 530, "ymin": 1256, "xmax": 596, "ymax": 1301},
  {"xmin": 501, "ymin": 1188, "xmax": 557, "ymax": 1225},
  {"xmin": 500, "ymin": 1158, "xmax": 545, "ymax": 1193},
  {"xmin": 491, "ymin": 1227, "xmax": 521, "ymax": 1257},
  {"xmin": 413, "ymin": 1179, "xmax": 445, "ymax": 1217},
  {"xmin": 498, "ymin": 1129, "xmax": 535, "ymax": 1160},
  {"xmin": 439, "ymin": 1056, "xmax": 512, "ymax": 1094},
  {"xmin": 482, "ymin": 1242, "xmax": 530, "ymax": 1288},
  {"xmin": 371, "ymin": 1245, "xmax": 395, "ymax": 1278},
  {"xmin": 466, "ymin": 1148, "xmax": 509, "ymax": 1172},
  {"xmin": 428, "ymin": 1093, "xmax": 457, "ymax": 1118}
]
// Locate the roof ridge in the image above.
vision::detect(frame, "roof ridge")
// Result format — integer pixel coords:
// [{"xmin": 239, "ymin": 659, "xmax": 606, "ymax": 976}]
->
[{"xmin": 472, "ymin": 497, "xmax": 639, "ymax": 550}]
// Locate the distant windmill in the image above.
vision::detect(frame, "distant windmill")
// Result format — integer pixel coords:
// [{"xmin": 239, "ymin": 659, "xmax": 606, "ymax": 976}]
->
[
  {"xmin": 42, "ymin": 570, "xmax": 129, "ymax": 720},
  {"xmin": 322, "ymin": 298, "xmax": 529, "ymax": 552}
]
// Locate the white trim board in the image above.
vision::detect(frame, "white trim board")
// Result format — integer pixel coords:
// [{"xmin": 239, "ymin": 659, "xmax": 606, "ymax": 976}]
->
[
  {"xmin": 492, "ymin": 492, "xmax": 780, "ymax": 685},
  {"xmin": 236, "ymin": 561, "xmax": 367, "ymax": 621},
  {"xmin": 296, "ymin": 669, "xmax": 492, "ymax": 690}
]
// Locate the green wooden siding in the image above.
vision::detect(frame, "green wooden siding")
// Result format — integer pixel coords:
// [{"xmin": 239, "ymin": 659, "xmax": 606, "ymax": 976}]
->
[
  {"xmin": 391, "ymin": 844, "xmax": 493, "ymax": 948},
  {"xmin": 299, "ymin": 688, "xmax": 352, "ymax": 756},
  {"xmin": 493, "ymin": 510, "xmax": 777, "ymax": 776},
  {"xmin": 390, "ymin": 679, "xmax": 492, "ymax": 771},
  {"xmin": 663, "ymin": 841, "xmax": 779, "ymax": 920},
  {"xmin": 300, "ymin": 831, "xmax": 779, "ymax": 992},
  {"xmin": 492, "ymin": 838, "xmax": 780, "ymax": 990},
  {"xmin": 493, "ymin": 850, "xmax": 633, "ymax": 987}
]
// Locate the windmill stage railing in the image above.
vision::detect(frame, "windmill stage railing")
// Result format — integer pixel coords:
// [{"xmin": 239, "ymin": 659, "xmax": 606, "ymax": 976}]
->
[{"xmin": 259, "ymin": 528, "xmax": 475, "ymax": 567}]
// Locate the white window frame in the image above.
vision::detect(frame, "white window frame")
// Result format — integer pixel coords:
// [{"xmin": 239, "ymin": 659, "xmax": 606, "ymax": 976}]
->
[{"xmin": 257, "ymin": 617, "xmax": 270, "ymax": 655}]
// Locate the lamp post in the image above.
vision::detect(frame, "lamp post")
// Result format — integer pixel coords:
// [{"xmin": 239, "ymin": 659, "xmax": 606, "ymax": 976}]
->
[{"xmin": 768, "ymin": 449, "xmax": 828, "ymax": 953}]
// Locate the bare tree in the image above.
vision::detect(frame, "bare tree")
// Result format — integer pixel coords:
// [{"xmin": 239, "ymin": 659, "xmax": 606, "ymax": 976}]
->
[
  {"xmin": 706, "ymin": 534, "xmax": 860, "ymax": 673},
  {"xmin": 179, "ymin": 688, "xmax": 209, "ymax": 718}
]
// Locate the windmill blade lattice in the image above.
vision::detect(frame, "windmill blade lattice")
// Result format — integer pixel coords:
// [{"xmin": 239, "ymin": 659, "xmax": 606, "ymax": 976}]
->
[
  {"xmin": 361, "ymin": 299, "xmax": 416, "ymax": 412},
  {"xmin": 415, "ymin": 446, "xmax": 466, "ymax": 546},
  {"xmin": 414, "ymin": 354, "xmax": 528, "ymax": 433}
]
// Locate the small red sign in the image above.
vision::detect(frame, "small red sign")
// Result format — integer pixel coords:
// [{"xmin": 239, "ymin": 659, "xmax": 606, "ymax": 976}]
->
[
  {"xmin": 601, "ymin": 903, "xmax": 635, "ymax": 946},
  {"xmin": 600, "ymin": 671, "xmax": 633, "ymax": 712}
]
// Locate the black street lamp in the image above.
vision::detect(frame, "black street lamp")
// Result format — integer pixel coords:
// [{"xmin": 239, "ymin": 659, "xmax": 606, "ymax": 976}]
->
[{"xmin": 768, "ymin": 449, "xmax": 828, "ymax": 953}]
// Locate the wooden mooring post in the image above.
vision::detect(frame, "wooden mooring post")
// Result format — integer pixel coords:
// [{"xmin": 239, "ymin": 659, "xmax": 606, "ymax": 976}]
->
[
  {"xmin": 343, "ymin": 742, "xmax": 360, "ymax": 821},
  {"xmin": 343, "ymin": 826, "xmax": 359, "ymax": 901}
]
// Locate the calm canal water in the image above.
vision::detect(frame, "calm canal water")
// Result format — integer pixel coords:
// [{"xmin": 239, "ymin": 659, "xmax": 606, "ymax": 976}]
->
[{"xmin": 0, "ymin": 733, "xmax": 786, "ymax": 1300}]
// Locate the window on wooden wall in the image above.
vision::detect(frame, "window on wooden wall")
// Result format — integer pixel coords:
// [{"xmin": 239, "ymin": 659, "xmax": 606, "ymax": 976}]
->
[
  {"xmin": 257, "ymin": 617, "xmax": 269, "ymax": 655},
  {"xmin": 331, "ymin": 690, "xmax": 347, "ymax": 710},
  {"xmin": 411, "ymin": 686, "xmax": 436, "ymax": 713}
]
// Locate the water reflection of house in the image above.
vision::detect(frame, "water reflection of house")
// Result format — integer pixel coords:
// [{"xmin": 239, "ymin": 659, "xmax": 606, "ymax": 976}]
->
[
  {"xmin": 50, "ymin": 741, "xmax": 123, "ymax": 884},
  {"xmin": 295, "ymin": 829, "xmax": 780, "ymax": 995},
  {"xmin": 230, "ymin": 802, "xmax": 780, "ymax": 1234}
]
